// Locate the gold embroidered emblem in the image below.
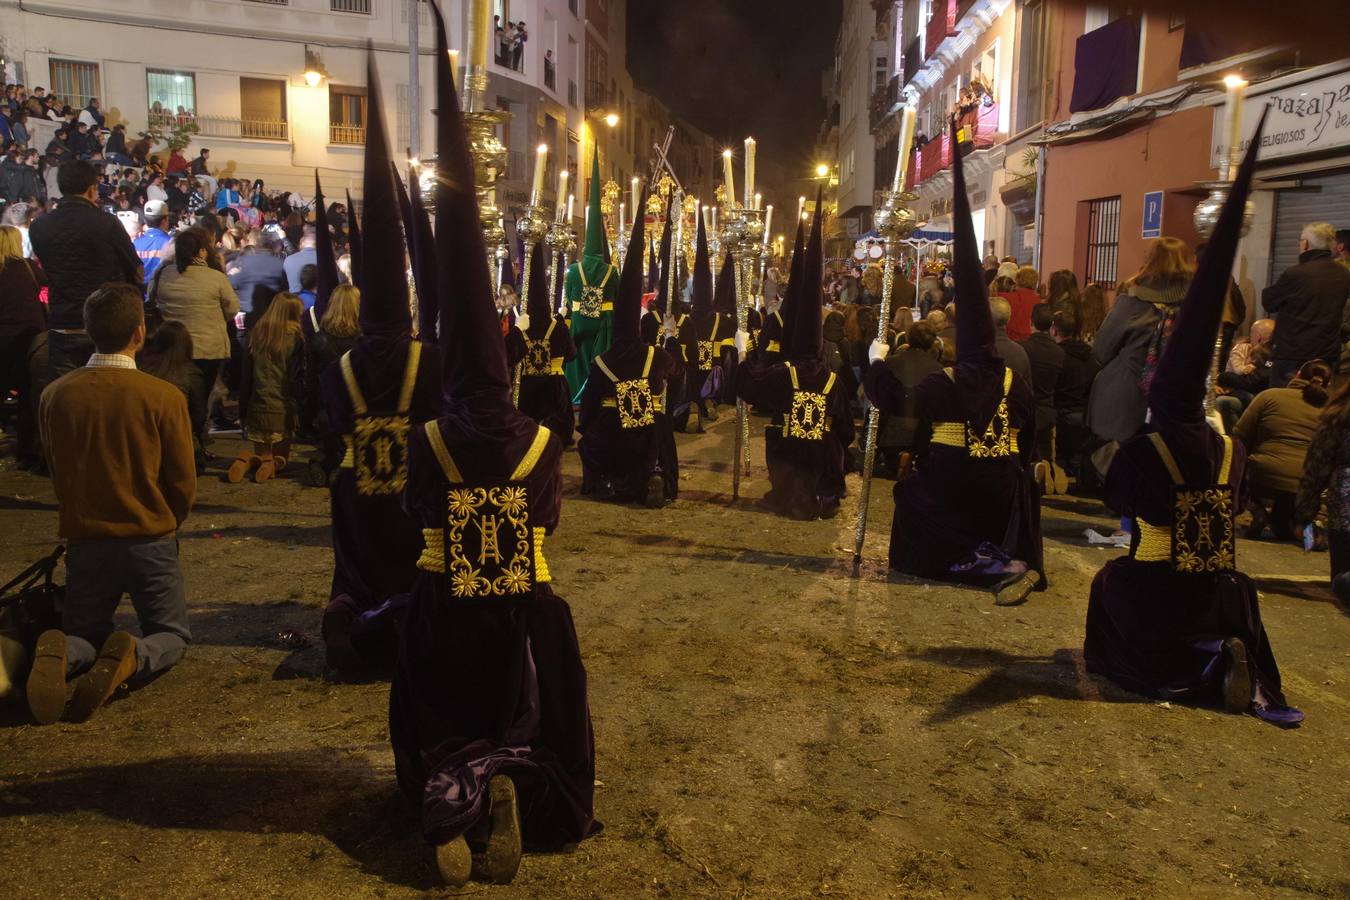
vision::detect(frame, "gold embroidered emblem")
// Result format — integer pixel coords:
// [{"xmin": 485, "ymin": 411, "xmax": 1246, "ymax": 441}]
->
[
  {"xmin": 445, "ymin": 485, "xmax": 535, "ymax": 597},
  {"xmin": 523, "ymin": 337, "xmax": 553, "ymax": 376},
  {"xmin": 615, "ymin": 379, "xmax": 656, "ymax": 429},
  {"xmin": 967, "ymin": 398, "xmax": 1013, "ymax": 459},
  {"xmin": 787, "ymin": 391, "xmax": 829, "ymax": 440},
  {"xmin": 1171, "ymin": 486, "xmax": 1235, "ymax": 574},
  {"xmin": 353, "ymin": 415, "xmax": 411, "ymax": 495},
  {"xmin": 577, "ymin": 285, "xmax": 606, "ymax": 318}
]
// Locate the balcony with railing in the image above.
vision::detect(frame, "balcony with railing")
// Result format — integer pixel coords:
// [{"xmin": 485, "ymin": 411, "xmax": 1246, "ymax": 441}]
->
[
  {"xmin": 913, "ymin": 101, "xmax": 999, "ymax": 185},
  {"xmin": 925, "ymin": 0, "xmax": 959, "ymax": 63},
  {"xmin": 330, "ymin": 0, "xmax": 371, "ymax": 12},
  {"xmin": 197, "ymin": 115, "xmax": 288, "ymax": 141},
  {"xmin": 330, "ymin": 124, "xmax": 365, "ymax": 145},
  {"xmin": 868, "ymin": 73, "xmax": 902, "ymax": 131}
]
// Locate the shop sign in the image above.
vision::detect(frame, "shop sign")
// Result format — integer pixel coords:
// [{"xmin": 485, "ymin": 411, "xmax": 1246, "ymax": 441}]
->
[
  {"xmin": 1142, "ymin": 190, "xmax": 1163, "ymax": 239},
  {"xmin": 1211, "ymin": 69, "xmax": 1350, "ymax": 168}
]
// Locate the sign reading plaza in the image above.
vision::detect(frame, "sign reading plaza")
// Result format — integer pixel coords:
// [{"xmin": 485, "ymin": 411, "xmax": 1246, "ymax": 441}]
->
[{"xmin": 1210, "ymin": 68, "xmax": 1350, "ymax": 168}]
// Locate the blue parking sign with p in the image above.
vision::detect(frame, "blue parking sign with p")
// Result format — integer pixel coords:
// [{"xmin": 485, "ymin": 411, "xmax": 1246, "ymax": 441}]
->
[{"xmin": 1142, "ymin": 191, "xmax": 1163, "ymax": 239}]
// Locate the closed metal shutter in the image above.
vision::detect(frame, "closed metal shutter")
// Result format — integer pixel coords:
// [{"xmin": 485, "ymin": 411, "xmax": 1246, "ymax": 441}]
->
[{"xmin": 1270, "ymin": 167, "xmax": 1350, "ymax": 285}]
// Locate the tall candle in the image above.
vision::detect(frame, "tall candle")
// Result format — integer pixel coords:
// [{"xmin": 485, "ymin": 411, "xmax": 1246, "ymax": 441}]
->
[
  {"xmin": 1222, "ymin": 75, "xmax": 1248, "ymax": 181},
  {"xmin": 711, "ymin": 205, "xmax": 718, "ymax": 234},
  {"xmin": 797, "ymin": 195, "xmax": 806, "ymax": 224},
  {"xmin": 762, "ymin": 205, "xmax": 773, "ymax": 247},
  {"xmin": 754, "ymin": 192, "xmax": 762, "ymax": 212},
  {"xmin": 448, "ymin": 50, "xmax": 459, "ymax": 92},
  {"xmin": 530, "ymin": 143, "xmax": 548, "ymax": 208},
  {"xmin": 630, "ymin": 176, "xmax": 640, "ymax": 218},
  {"xmin": 618, "ymin": 202, "xmax": 626, "ymax": 236},
  {"xmin": 702, "ymin": 205, "xmax": 710, "ymax": 234},
  {"xmin": 722, "ymin": 149, "xmax": 736, "ymax": 211},
  {"xmin": 567, "ymin": 193, "xmax": 574, "ymax": 222},
  {"xmin": 556, "ymin": 169, "xmax": 568, "ymax": 220},
  {"xmin": 892, "ymin": 105, "xmax": 917, "ymax": 192},
  {"xmin": 744, "ymin": 137, "xmax": 756, "ymax": 209}
]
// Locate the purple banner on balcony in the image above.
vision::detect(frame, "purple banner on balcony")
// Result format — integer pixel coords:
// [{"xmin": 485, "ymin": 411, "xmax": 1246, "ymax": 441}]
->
[
  {"xmin": 1179, "ymin": 26, "xmax": 1240, "ymax": 70},
  {"xmin": 1069, "ymin": 16, "xmax": 1141, "ymax": 113}
]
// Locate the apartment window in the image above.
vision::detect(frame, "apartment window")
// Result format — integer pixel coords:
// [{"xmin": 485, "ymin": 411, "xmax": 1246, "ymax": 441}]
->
[
  {"xmin": 1085, "ymin": 196, "xmax": 1121, "ymax": 285},
  {"xmin": 329, "ymin": 86, "xmax": 367, "ymax": 144},
  {"xmin": 972, "ymin": 41, "xmax": 998, "ymax": 94},
  {"xmin": 146, "ymin": 70, "xmax": 196, "ymax": 126},
  {"xmin": 240, "ymin": 77, "xmax": 288, "ymax": 140},
  {"xmin": 1015, "ymin": 0, "xmax": 1046, "ymax": 131},
  {"xmin": 49, "ymin": 59, "xmax": 99, "ymax": 110},
  {"xmin": 569, "ymin": 35, "xmax": 580, "ymax": 109},
  {"xmin": 331, "ymin": 0, "xmax": 371, "ymax": 13}
]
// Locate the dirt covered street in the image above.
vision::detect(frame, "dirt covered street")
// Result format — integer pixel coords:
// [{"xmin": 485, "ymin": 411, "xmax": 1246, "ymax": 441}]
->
[{"xmin": 0, "ymin": 418, "xmax": 1346, "ymax": 899}]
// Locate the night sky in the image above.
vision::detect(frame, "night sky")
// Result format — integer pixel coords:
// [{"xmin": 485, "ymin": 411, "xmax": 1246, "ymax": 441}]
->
[{"xmin": 628, "ymin": 0, "xmax": 844, "ymax": 208}]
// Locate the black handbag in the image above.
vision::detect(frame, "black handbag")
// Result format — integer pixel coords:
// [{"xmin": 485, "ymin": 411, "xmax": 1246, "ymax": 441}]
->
[{"xmin": 0, "ymin": 546, "xmax": 65, "ymax": 649}]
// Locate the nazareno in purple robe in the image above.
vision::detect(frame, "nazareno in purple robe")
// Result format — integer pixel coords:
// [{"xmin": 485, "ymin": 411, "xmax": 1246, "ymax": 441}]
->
[
  {"xmin": 1082, "ymin": 420, "xmax": 1301, "ymax": 724},
  {"xmin": 389, "ymin": 419, "xmax": 599, "ymax": 847},
  {"xmin": 576, "ymin": 342, "xmax": 684, "ymax": 501},
  {"xmin": 320, "ymin": 337, "xmax": 443, "ymax": 665},
  {"xmin": 505, "ymin": 314, "xmax": 578, "ymax": 446},
  {"xmin": 864, "ymin": 360, "xmax": 1045, "ymax": 584},
  {"xmin": 734, "ymin": 358, "xmax": 855, "ymax": 520}
]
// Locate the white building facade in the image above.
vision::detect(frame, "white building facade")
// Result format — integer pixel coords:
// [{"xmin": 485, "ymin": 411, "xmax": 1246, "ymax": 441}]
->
[{"xmin": 0, "ymin": 0, "xmax": 587, "ymax": 208}]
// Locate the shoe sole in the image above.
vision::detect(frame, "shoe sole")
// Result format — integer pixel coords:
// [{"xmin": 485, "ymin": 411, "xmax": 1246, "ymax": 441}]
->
[
  {"xmin": 70, "ymin": 631, "xmax": 137, "ymax": 722},
  {"xmin": 26, "ymin": 630, "xmax": 67, "ymax": 725},
  {"xmin": 226, "ymin": 456, "xmax": 253, "ymax": 484},
  {"xmin": 472, "ymin": 776, "xmax": 522, "ymax": 884},
  {"xmin": 994, "ymin": 573, "xmax": 1036, "ymax": 607},
  {"xmin": 1221, "ymin": 637, "xmax": 1252, "ymax": 713},
  {"xmin": 0, "ymin": 630, "xmax": 29, "ymax": 701},
  {"xmin": 254, "ymin": 462, "xmax": 275, "ymax": 484},
  {"xmin": 435, "ymin": 835, "xmax": 471, "ymax": 887}
]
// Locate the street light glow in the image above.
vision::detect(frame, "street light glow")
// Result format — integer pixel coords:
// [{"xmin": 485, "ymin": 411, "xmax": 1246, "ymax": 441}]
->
[
  {"xmin": 815, "ymin": 163, "xmax": 829, "ymax": 178},
  {"xmin": 604, "ymin": 113, "xmax": 619, "ymax": 128},
  {"xmin": 1223, "ymin": 74, "xmax": 1248, "ymax": 89},
  {"xmin": 304, "ymin": 69, "xmax": 322, "ymax": 88}
]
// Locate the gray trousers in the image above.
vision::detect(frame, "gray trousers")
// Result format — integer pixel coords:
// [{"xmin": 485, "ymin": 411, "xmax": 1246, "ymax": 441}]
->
[{"xmin": 64, "ymin": 536, "xmax": 191, "ymax": 681}]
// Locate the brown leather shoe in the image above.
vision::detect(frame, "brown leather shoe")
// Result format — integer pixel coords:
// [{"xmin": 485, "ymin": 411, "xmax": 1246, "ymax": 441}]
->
[
  {"xmin": 69, "ymin": 631, "xmax": 137, "ymax": 722},
  {"xmin": 26, "ymin": 629, "xmax": 68, "ymax": 725},
  {"xmin": 471, "ymin": 775, "xmax": 522, "ymax": 884},
  {"xmin": 227, "ymin": 453, "xmax": 256, "ymax": 484},
  {"xmin": 254, "ymin": 458, "xmax": 276, "ymax": 483},
  {"xmin": 435, "ymin": 835, "xmax": 471, "ymax": 887}
]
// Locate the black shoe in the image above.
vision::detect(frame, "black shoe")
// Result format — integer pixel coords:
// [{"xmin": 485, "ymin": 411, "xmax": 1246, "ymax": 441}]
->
[
  {"xmin": 644, "ymin": 474, "xmax": 665, "ymax": 509},
  {"xmin": 1221, "ymin": 637, "xmax": 1252, "ymax": 713},
  {"xmin": 471, "ymin": 775, "xmax": 522, "ymax": 884}
]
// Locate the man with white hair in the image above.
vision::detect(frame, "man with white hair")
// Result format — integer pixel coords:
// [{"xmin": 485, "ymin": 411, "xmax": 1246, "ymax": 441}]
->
[{"xmin": 1262, "ymin": 222, "xmax": 1350, "ymax": 387}]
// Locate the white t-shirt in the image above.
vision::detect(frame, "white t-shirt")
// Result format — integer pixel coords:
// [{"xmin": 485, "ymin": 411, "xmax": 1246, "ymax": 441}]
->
[
  {"xmin": 77, "ymin": 108, "xmax": 99, "ymax": 129},
  {"xmin": 146, "ymin": 184, "xmax": 168, "ymax": 202}
]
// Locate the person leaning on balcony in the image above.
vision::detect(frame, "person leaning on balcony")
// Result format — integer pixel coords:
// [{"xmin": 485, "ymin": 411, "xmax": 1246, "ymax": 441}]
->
[{"xmin": 1262, "ymin": 222, "xmax": 1350, "ymax": 388}]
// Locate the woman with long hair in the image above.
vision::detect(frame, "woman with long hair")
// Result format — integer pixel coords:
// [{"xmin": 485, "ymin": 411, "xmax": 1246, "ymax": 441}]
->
[
  {"xmin": 152, "ymin": 226, "xmax": 240, "ymax": 463},
  {"xmin": 139, "ymin": 320, "xmax": 206, "ymax": 461},
  {"xmin": 1048, "ymin": 269, "xmax": 1080, "ymax": 311},
  {"xmin": 1086, "ymin": 237, "xmax": 1195, "ymax": 445},
  {"xmin": 1079, "ymin": 283, "xmax": 1107, "ymax": 342},
  {"xmin": 305, "ymin": 284, "xmax": 362, "ymax": 483},
  {"xmin": 1235, "ymin": 359, "xmax": 1331, "ymax": 540},
  {"xmin": 0, "ymin": 224, "xmax": 47, "ymax": 466},
  {"xmin": 232, "ymin": 292, "xmax": 304, "ymax": 483}
]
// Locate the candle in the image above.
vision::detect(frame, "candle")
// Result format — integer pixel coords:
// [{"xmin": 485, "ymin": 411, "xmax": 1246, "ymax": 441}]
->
[
  {"xmin": 556, "ymin": 169, "xmax": 568, "ymax": 220},
  {"xmin": 1222, "ymin": 74, "xmax": 1248, "ymax": 181},
  {"xmin": 530, "ymin": 143, "xmax": 548, "ymax": 208},
  {"xmin": 892, "ymin": 105, "xmax": 917, "ymax": 192},
  {"xmin": 618, "ymin": 202, "xmax": 626, "ymax": 236},
  {"xmin": 754, "ymin": 192, "xmax": 762, "ymax": 212},
  {"xmin": 630, "ymin": 176, "xmax": 640, "ymax": 219},
  {"xmin": 448, "ymin": 50, "xmax": 459, "ymax": 93},
  {"xmin": 711, "ymin": 205, "xmax": 718, "ymax": 234},
  {"xmin": 567, "ymin": 193, "xmax": 574, "ymax": 222},
  {"xmin": 722, "ymin": 149, "xmax": 736, "ymax": 211},
  {"xmin": 744, "ymin": 137, "xmax": 756, "ymax": 209},
  {"xmin": 702, "ymin": 205, "xmax": 709, "ymax": 234},
  {"xmin": 797, "ymin": 195, "xmax": 806, "ymax": 224},
  {"xmin": 762, "ymin": 205, "xmax": 773, "ymax": 247}
]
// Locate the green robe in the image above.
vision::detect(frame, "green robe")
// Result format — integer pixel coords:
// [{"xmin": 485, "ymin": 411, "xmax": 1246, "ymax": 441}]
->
[{"xmin": 563, "ymin": 256, "xmax": 618, "ymax": 401}]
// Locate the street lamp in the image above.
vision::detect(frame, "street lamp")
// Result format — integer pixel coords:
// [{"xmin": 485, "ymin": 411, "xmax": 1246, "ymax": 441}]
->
[
  {"xmin": 604, "ymin": 112, "xmax": 619, "ymax": 129},
  {"xmin": 303, "ymin": 46, "xmax": 327, "ymax": 87},
  {"xmin": 815, "ymin": 163, "xmax": 830, "ymax": 178}
]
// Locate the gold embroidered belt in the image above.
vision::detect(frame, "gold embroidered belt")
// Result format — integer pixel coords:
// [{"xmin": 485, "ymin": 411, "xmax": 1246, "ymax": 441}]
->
[
  {"xmin": 417, "ymin": 526, "xmax": 552, "ymax": 583},
  {"xmin": 930, "ymin": 422, "xmax": 1020, "ymax": 453}
]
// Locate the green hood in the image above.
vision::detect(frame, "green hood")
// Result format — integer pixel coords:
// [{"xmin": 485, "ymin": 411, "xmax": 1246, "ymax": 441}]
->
[{"xmin": 583, "ymin": 144, "xmax": 607, "ymax": 261}]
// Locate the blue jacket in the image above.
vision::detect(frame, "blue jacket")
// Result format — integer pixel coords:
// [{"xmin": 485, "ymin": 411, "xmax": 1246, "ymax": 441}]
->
[{"xmin": 134, "ymin": 228, "xmax": 172, "ymax": 284}]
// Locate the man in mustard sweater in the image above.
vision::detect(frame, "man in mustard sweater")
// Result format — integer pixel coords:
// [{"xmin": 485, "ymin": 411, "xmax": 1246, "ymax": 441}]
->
[{"xmin": 31, "ymin": 283, "xmax": 196, "ymax": 724}]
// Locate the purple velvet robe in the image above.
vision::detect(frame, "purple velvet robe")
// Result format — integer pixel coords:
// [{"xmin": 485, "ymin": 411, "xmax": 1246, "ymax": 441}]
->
[
  {"xmin": 389, "ymin": 419, "xmax": 599, "ymax": 846},
  {"xmin": 505, "ymin": 315, "xmax": 578, "ymax": 446},
  {"xmin": 1083, "ymin": 419, "xmax": 1301, "ymax": 724},
  {"xmin": 734, "ymin": 358, "xmax": 855, "ymax": 519},
  {"xmin": 577, "ymin": 342, "xmax": 683, "ymax": 501},
  {"xmin": 319, "ymin": 338, "xmax": 443, "ymax": 661},
  {"xmin": 864, "ymin": 359, "xmax": 1044, "ymax": 582}
]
